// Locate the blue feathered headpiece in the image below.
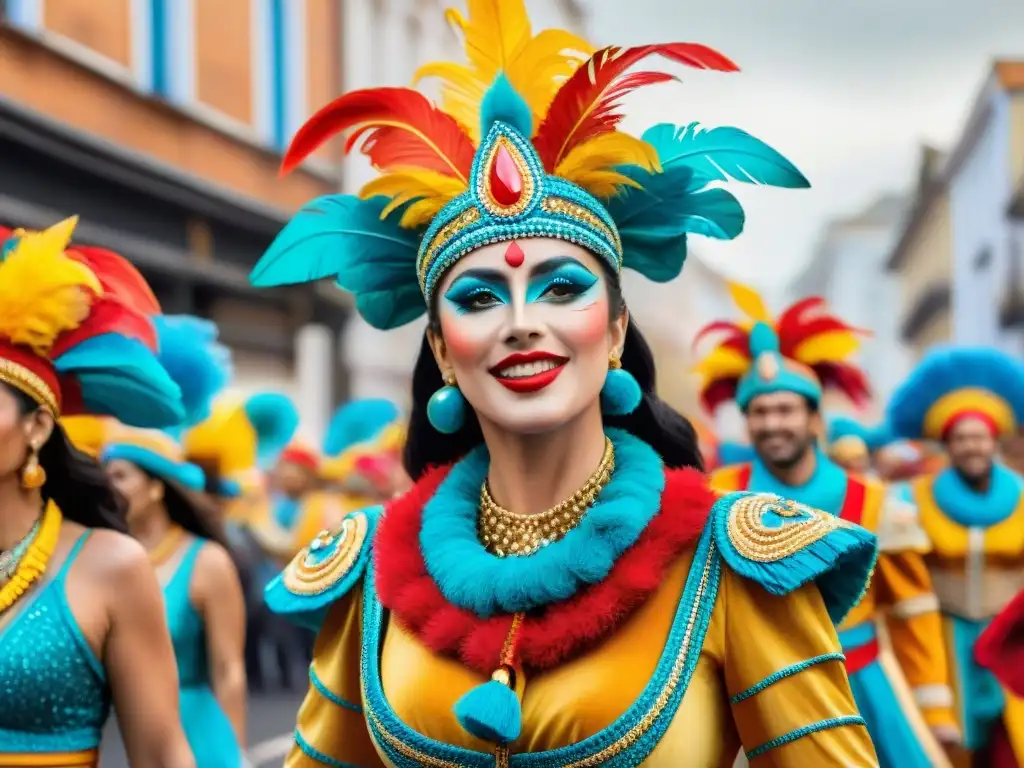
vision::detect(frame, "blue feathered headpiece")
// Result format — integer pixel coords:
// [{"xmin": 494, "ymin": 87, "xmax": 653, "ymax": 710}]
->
[
  {"xmin": 102, "ymin": 315, "xmax": 232, "ymax": 491},
  {"xmin": 248, "ymin": 1, "xmax": 808, "ymax": 329},
  {"xmin": 717, "ymin": 441, "xmax": 755, "ymax": 466},
  {"xmin": 888, "ymin": 346, "xmax": 1024, "ymax": 441},
  {"xmin": 323, "ymin": 398, "xmax": 402, "ymax": 458}
]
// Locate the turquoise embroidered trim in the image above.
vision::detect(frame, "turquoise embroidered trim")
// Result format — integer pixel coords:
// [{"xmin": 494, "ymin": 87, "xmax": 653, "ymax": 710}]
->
[
  {"xmin": 360, "ymin": 517, "xmax": 722, "ymax": 766},
  {"xmin": 294, "ymin": 727, "xmax": 361, "ymax": 767},
  {"xmin": 419, "ymin": 428, "xmax": 665, "ymax": 617},
  {"xmin": 745, "ymin": 715, "xmax": 867, "ymax": 759},
  {"xmin": 309, "ymin": 664, "xmax": 362, "ymax": 713},
  {"xmin": 730, "ymin": 653, "xmax": 846, "ymax": 704},
  {"xmin": 711, "ymin": 491, "xmax": 878, "ymax": 625}
]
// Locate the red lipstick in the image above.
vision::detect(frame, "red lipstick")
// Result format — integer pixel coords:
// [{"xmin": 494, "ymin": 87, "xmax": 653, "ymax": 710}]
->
[{"xmin": 489, "ymin": 351, "xmax": 568, "ymax": 394}]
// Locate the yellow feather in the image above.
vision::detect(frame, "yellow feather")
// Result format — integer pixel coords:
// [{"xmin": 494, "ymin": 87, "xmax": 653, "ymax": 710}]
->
[
  {"xmin": 415, "ymin": 1, "xmax": 593, "ymax": 141},
  {"xmin": 183, "ymin": 396, "xmax": 258, "ymax": 477},
  {"xmin": 359, "ymin": 170, "xmax": 466, "ymax": 229},
  {"xmin": 792, "ymin": 330, "xmax": 861, "ymax": 365},
  {"xmin": 726, "ymin": 281, "xmax": 772, "ymax": 324},
  {"xmin": 555, "ymin": 133, "xmax": 660, "ymax": 196},
  {"xmin": 0, "ymin": 217, "xmax": 102, "ymax": 357},
  {"xmin": 692, "ymin": 346, "xmax": 751, "ymax": 381}
]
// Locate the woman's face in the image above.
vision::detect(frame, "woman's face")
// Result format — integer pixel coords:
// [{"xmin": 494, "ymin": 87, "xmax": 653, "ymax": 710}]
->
[
  {"xmin": 105, "ymin": 458, "xmax": 162, "ymax": 522},
  {"xmin": 430, "ymin": 238, "xmax": 627, "ymax": 435},
  {"xmin": 0, "ymin": 384, "xmax": 53, "ymax": 481}
]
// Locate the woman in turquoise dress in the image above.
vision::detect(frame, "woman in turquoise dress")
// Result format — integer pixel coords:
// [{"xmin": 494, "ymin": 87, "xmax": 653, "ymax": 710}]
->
[
  {"xmin": 0, "ymin": 219, "xmax": 193, "ymax": 766},
  {"xmin": 104, "ymin": 315, "xmax": 247, "ymax": 768}
]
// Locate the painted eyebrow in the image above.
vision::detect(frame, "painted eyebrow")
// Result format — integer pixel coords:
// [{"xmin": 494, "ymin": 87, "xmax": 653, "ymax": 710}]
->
[
  {"xmin": 449, "ymin": 268, "xmax": 508, "ymax": 285},
  {"xmin": 529, "ymin": 256, "xmax": 590, "ymax": 278}
]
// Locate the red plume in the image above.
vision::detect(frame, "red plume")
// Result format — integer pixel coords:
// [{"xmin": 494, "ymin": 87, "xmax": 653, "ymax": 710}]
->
[
  {"xmin": 51, "ymin": 300, "xmax": 158, "ymax": 358},
  {"xmin": 692, "ymin": 320, "xmax": 747, "ymax": 351},
  {"xmin": 701, "ymin": 379, "xmax": 738, "ymax": 415},
  {"xmin": 815, "ymin": 362, "xmax": 871, "ymax": 408},
  {"xmin": 533, "ymin": 43, "xmax": 739, "ymax": 171},
  {"xmin": 282, "ymin": 88, "xmax": 476, "ymax": 181},
  {"xmin": 67, "ymin": 246, "xmax": 161, "ymax": 316},
  {"xmin": 775, "ymin": 296, "xmax": 826, "ymax": 341}
]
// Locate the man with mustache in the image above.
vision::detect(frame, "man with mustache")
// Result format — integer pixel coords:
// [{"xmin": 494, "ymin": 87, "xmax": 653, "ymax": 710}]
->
[
  {"xmin": 888, "ymin": 347, "xmax": 1024, "ymax": 767},
  {"xmin": 698, "ymin": 283, "xmax": 956, "ymax": 768}
]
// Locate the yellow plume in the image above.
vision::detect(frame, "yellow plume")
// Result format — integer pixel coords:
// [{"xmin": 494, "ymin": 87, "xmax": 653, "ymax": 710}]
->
[
  {"xmin": 183, "ymin": 397, "xmax": 257, "ymax": 477},
  {"xmin": 792, "ymin": 330, "xmax": 861, "ymax": 366},
  {"xmin": 360, "ymin": 170, "xmax": 467, "ymax": 229},
  {"xmin": 0, "ymin": 217, "xmax": 102, "ymax": 356},
  {"xmin": 726, "ymin": 281, "xmax": 772, "ymax": 324},
  {"xmin": 61, "ymin": 415, "xmax": 111, "ymax": 459},
  {"xmin": 414, "ymin": 0, "xmax": 593, "ymax": 141},
  {"xmin": 555, "ymin": 133, "xmax": 661, "ymax": 198},
  {"xmin": 692, "ymin": 346, "xmax": 751, "ymax": 381}
]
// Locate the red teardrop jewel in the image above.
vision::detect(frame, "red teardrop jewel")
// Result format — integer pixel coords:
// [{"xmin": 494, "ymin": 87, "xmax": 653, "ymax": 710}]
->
[
  {"xmin": 504, "ymin": 241, "xmax": 525, "ymax": 267},
  {"xmin": 488, "ymin": 143, "xmax": 524, "ymax": 207}
]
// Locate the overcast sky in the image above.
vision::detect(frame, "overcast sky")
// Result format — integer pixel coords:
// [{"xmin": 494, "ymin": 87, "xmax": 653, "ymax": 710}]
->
[{"xmin": 572, "ymin": 0, "xmax": 1024, "ymax": 290}]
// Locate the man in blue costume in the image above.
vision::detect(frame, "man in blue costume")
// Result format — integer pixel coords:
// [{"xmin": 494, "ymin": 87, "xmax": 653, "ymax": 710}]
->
[{"xmin": 700, "ymin": 283, "xmax": 957, "ymax": 767}]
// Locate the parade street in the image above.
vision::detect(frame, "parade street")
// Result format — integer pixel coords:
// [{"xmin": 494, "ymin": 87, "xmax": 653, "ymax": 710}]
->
[{"xmin": 100, "ymin": 690, "xmax": 304, "ymax": 768}]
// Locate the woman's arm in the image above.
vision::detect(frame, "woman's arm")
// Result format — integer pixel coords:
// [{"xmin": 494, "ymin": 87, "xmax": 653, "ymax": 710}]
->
[
  {"xmin": 193, "ymin": 541, "xmax": 248, "ymax": 746},
  {"xmin": 100, "ymin": 533, "xmax": 195, "ymax": 768}
]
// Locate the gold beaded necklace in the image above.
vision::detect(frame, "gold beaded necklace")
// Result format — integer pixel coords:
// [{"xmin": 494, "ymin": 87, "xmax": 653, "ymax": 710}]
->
[
  {"xmin": 479, "ymin": 437, "xmax": 615, "ymax": 557},
  {"xmin": 147, "ymin": 525, "xmax": 185, "ymax": 566},
  {"xmin": 0, "ymin": 501, "xmax": 62, "ymax": 616}
]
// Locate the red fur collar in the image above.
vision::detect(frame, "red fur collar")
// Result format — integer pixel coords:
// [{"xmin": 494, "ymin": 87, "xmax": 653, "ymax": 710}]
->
[{"xmin": 374, "ymin": 465, "xmax": 713, "ymax": 674}]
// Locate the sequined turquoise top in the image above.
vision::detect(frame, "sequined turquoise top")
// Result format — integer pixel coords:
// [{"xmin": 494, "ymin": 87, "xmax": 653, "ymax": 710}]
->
[{"xmin": 0, "ymin": 531, "xmax": 111, "ymax": 753}]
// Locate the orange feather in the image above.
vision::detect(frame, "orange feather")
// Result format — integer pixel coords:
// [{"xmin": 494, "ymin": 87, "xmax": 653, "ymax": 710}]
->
[
  {"xmin": 67, "ymin": 246, "xmax": 161, "ymax": 316},
  {"xmin": 282, "ymin": 88, "xmax": 475, "ymax": 182},
  {"xmin": 533, "ymin": 43, "xmax": 739, "ymax": 172}
]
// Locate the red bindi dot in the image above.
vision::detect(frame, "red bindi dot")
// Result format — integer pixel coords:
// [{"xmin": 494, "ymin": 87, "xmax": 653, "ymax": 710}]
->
[{"xmin": 504, "ymin": 241, "xmax": 525, "ymax": 268}]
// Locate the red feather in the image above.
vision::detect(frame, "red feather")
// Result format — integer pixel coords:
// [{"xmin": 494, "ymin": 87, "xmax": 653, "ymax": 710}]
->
[
  {"xmin": 778, "ymin": 317, "xmax": 856, "ymax": 357},
  {"xmin": 533, "ymin": 43, "xmax": 739, "ymax": 171},
  {"xmin": 51, "ymin": 300, "xmax": 157, "ymax": 358},
  {"xmin": 281, "ymin": 88, "xmax": 475, "ymax": 181},
  {"xmin": 692, "ymin": 320, "xmax": 747, "ymax": 351},
  {"xmin": 701, "ymin": 379, "xmax": 739, "ymax": 415},
  {"xmin": 67, "ymin": 246, "xmax": 161, "ymax": 316},
  {"xmin": 775, "ymin": 296, "xmax": 827, "ymax": 341},
  {"xmin": 815, "ymin": 362, "xmax": 871, "ymax": 407}
]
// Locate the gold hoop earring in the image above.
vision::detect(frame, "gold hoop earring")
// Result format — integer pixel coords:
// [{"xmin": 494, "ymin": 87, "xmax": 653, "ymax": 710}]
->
[{"xmin": 21, "ymin": 444, "xmax": 46, "ymax": 490}]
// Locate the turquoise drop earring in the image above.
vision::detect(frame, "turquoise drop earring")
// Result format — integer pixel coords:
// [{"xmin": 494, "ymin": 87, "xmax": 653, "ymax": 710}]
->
[
  {"xmin": 600, "ymin": 354, "xmax": 642, "ymax": 416},
  {"xmin": 427, "ymin": 374, "xmax": 467, "ymax": 434}
]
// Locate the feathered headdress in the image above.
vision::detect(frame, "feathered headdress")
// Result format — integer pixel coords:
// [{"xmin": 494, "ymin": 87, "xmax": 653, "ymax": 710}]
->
[
  {"xmin": 102, "ymin": 315, "xmax": 234, "ymax": 491},
  {"xmin": 319, "ymin": 398, "xmax": 404, "ymax": 484},
  {"xmin": 0, "ymin": 218, "xmax": 183, "ymax": 428},
  {"xmin": 887, "ymin": 346, "xmax": 1024, "ymax": 441},
  {"xmin": 250, "ymin": 0, "xmax": 809, "ymax": 329},
  {"xmin": 183, "ymin": 391, "xmax": 300, "ymax": 496},
  {"xmin": 694, "ymin": 282, "xmax": 870, "ymax": 412}
]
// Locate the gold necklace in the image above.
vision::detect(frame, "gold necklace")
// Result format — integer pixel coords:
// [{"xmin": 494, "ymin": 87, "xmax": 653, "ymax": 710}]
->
[
  {"xmin": 479, "ymin": 437, "xmax": 615, "ymax": 557},
  {"xmin": 147, "ymin": 525, "xmax": 185, "ymax": 566},
  {"xmin": 0, "ymin": 501, "xmax": 62, "ymax": 616}
]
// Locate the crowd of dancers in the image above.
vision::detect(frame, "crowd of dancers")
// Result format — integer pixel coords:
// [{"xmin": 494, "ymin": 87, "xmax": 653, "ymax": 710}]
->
[{"xmin": 3, "ymin": 1, "xmax": 1024, "ymax": 766}]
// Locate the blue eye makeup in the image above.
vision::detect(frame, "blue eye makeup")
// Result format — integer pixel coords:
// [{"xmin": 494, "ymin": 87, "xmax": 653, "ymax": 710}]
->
[
  {"xmin": 443, "ymin": 275, "xmax": 510, "ymax": 314},
  {"xmin": 527, "ymin": 260, "xmax": 600, "ymax": 304}
]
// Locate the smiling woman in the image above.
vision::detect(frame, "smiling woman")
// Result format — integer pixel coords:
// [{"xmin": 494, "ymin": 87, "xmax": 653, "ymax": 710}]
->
[{"xmin": 250, "ymin": 1, "xmax": 880, "ymax": 766}]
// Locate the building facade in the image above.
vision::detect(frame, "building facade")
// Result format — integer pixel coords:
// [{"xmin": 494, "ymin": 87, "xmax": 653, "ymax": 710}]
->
[
  {"xmin": 787, "ymin": 194, "xmax": 909, "ymax": 416},
  {"xmin": 0, "ymin": 0, "xmax": 350, "ymax": 443},
  {"xmin": 946, "ymin": 60, "xmax": 1024, "ymax": 354},
  {"xmin": 886, "ymin": 145, "xmax": 954, "ymax": 360}
]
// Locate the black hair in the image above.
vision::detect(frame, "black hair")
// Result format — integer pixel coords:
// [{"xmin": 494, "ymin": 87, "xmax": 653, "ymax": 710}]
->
[
  {"xmin": 402, "ymin": 263, "xmax": 704, "ymax": 480},
  {"xmin": 191, "ymin": 456, "xmax": 227, "ymax": 498},
  {"xmin": 140, "ymin": 468, "xmax": 229, "ymax": 549},
  {"xmin": 6, "ymin": 384, "xmax": 129, "ymax": 532}
]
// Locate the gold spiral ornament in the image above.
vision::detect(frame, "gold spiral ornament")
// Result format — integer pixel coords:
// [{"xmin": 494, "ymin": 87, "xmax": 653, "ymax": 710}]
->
[
  {"xmin": 726, "ymin": 494, "xmax": 845, "ymax": 563},
  {"xmin": 283, "ymin": 512, "xmax": 368, "ymax": 595}
]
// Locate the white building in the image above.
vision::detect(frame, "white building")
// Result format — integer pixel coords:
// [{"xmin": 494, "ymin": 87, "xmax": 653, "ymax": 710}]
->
[
  {"xmin": 786, "ymin": 194, "xmax": 910, "ymax": 416},
  {"xmin": 340, "ymin": 0, "xmax": 588, "ymax": 407},
  {"xmin": 946, "ymin": 61, "xmax": 1024, "ymax": 354}
]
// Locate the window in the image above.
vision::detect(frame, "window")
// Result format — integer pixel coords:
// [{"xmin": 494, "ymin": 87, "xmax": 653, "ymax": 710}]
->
[
  {"xmin": 253, "ymin": 0, "xmax": 306, "ymax": 152},
  {"xmin": 4, "ymin": 0, "xmax": 42, "ymax": 30},
  {"xmin": 135, "ymin": 0, "xmax": 195, "ymax": 102}
]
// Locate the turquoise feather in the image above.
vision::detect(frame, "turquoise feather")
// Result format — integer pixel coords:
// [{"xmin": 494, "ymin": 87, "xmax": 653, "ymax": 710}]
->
[
  {"xmin": 479, "ymin": 73, "xmax": 534, "ymax": 139},
  {"xmin": 244, "ymin": 392, "xmax": 300, "ymax": 468},
  {"xmin": 642, "ymin": 122, "xmax": 810, "ymax": 188},
  {"xmin": 153, "ymin": 315, "xmax": 233, "ymax": 431},
  {"xmin": 605, "ymin": 162, "xmax": 744, "ymax": 282},
  {"xmin": 323, "ymin": 399, "xmax": 400, "ymax": 457},
  {"xmin": 249, "ymin": 195, "xmax": 423, "ymax": 330}
]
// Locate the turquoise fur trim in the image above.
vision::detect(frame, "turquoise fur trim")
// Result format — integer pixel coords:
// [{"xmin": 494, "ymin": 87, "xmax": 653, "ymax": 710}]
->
[
  {"xmin": 294, "ymin": 728, "xmax": 361, "ymax": 768},
  {"xmin": 932, "ymin": 465, "xmax": 1023, "ymax": 528},
  {"xmin": 101, "ymin": 443, "xmax": 205, "ymax": 491},
  {"xmin": 600, "ymin": 367, "xmax": 642, "ymax": 416},
  {"xmin": 419, "ymin": 429, "xmax": 664, "ymax": 617},
  {"xmin": 887, "ymin": 346, "xmax": 1024, "ymax": 440},
  {"xmin": 453, "ymin": 678, "xmax": 522, "ymax": 744},
  {"xmin": 745, "ymin": 715, "xmax": 867, "ymax": 760},
  {"xmin": 730, "ymin": 653, "xmax": 846, "ymax": 703},
  {"xmin": 360, "ymin": 515, "xmax": 723, "ymax": 766},
  {"xmin": 308, "ymin": 665, "xmax": 362, "ymax": 713},
  {"xmin": 712, "ymin": 491, "xmax": 878, "ymax": 625},
  {"xmin": 418, "ymin": 119, "xmax": 622, "ymax": 304},
  {"xmin": 264, "ymin": 506, "xmax": 382, "ymax": 632},
  {"xmin": 748, "ymin": 450, "xmax": 848, "ymax": 514}
]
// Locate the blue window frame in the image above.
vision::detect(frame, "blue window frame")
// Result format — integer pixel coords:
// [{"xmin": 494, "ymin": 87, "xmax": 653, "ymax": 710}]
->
[
  {"xmin": 254, "ymin": 0, "xmax": 306, "ymax": 152},
  {"xmin": 136, "ymin": 0, "xmax": 193, "ymax": 103}
]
